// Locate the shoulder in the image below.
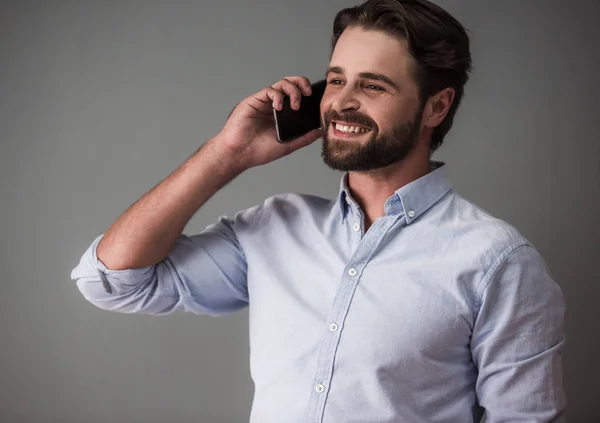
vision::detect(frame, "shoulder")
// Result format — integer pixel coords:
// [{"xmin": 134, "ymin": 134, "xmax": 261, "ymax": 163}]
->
[
  {"xmin": 433, "ymin": 192, "xmax": 558, "ymax": 308},
  {"xmin": 443, "ymin": 191, "xmax": 531, "ymax": 248},
  {"xmin": 429, "ymin": 191, "xmax": 538, "ymax": 277},
  {"xmin": 228, "ymin": 192, "xmax": 334, "ymax": 229}
]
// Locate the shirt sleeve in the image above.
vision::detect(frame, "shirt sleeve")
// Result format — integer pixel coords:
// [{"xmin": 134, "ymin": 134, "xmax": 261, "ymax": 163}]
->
[
  {"xmin": 471, "ymin": 243, "xmax": 566, "ymax": 422},
  {"xmin": 70, "ymin": 215, "xmax": 249, "ymax": 316}
]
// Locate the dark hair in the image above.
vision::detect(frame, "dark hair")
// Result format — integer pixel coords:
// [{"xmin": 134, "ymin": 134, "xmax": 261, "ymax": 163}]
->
[{"xmin": 331, "ymin": 0, "xmax": 472, "ymax": 151}]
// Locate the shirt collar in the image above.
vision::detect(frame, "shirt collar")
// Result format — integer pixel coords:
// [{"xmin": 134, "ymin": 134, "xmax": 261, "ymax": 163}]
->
[{"xmin": 338, "ymin": 161, "xmax": 452, "ymax": 224}]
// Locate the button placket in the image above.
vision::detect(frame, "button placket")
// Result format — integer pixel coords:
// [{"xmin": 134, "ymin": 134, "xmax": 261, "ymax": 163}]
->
[{"xmin": 305, "ymin": 215, "xmax": 401, "ymax": 422}]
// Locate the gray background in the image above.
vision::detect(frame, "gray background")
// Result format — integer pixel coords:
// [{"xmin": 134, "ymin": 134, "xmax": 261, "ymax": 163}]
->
[{"xmin": 1, "ymin": 0, "xmax": 598, "ymax": 422}]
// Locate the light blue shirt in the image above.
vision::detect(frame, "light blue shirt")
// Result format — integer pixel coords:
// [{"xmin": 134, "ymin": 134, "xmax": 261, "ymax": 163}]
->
[{"xmin": 71, "ymin": 161, "xmax": 566, "ymax": 423}]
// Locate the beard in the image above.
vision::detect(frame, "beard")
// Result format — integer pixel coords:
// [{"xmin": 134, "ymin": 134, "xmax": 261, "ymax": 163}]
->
[{"xmin": 320, "ymin": 106, "xmax": 423, "ymax": 172}]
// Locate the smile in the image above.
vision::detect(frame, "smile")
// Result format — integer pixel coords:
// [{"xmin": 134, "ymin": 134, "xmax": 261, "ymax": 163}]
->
[{"xmin": 332, "ymin": 121, "xmax": 372, "ymax": 134}]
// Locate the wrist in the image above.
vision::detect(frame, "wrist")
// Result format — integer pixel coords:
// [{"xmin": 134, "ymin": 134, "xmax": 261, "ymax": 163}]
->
[{"xmin": 203, "ymin": 134, "xmax": 250, "ymax": 176}]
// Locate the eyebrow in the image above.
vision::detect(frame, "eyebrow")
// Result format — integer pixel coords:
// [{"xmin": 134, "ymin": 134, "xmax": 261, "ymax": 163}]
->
[{"xmin": 326, "ymin": 66, "xmax": 400, "ymax": 91}]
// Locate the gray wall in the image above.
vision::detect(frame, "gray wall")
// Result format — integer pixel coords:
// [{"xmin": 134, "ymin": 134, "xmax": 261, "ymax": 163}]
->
[{"xmin": 1, "ymin": 1, "xmax": 598, "ymax": 422}]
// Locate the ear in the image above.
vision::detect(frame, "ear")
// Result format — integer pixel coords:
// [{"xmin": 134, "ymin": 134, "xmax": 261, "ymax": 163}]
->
[{"xmin": 422, "ymin": 87, "xmax": 455, "ymax": 129}]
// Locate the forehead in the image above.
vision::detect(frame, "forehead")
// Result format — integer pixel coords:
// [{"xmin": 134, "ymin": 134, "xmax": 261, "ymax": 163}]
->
[{"xmin": 330, "ymin": 26, "xmax": 414, "ymax": 81}]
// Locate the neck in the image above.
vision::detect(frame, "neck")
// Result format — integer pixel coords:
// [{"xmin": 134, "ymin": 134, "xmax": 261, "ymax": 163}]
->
[{"xmin": 347, "ymin": 145, "xmax": 431, "ymax": 228}]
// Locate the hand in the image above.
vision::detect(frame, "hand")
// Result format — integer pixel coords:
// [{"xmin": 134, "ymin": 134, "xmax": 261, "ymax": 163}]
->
[{"xmin": 213, "ymin": 76, "xmax": 323, "ymax": 170}]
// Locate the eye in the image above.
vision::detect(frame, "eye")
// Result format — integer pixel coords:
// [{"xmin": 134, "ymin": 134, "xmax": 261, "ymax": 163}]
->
[
  {"xmin": 365, "ymin": 84, "xmax": 384, "ymax": 91},
  {"xmin": 328, "ymin": 79, "xmax": 343, "ymax": 85}
]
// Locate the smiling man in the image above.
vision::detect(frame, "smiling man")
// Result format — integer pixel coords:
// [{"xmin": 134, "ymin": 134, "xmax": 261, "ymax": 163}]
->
[
  {"xmin": 322, "ymin": 31, "xmax": 424, "ymax": 176},
  {"xmin": 320, "ymin": 25, "xmax": 441, "ymax": 231},
  {"xmin": 71, "ymin": 1, "xmax": 566, "ymax": 422}
]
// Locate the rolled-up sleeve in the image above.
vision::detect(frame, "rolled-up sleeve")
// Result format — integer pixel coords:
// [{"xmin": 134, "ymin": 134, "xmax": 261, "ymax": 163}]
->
[
  {"xmin": 70, "ymin": 215, "xmax": 249, "ymax": 316},
  {"xmin": 471, "ymin": 244, "xmax": 566, "ymax": 422}
]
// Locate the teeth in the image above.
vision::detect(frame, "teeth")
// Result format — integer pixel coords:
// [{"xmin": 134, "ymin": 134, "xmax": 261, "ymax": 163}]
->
[{"xmin": 334, "ymin": 123, "xmax": 370, "ymax": 134}]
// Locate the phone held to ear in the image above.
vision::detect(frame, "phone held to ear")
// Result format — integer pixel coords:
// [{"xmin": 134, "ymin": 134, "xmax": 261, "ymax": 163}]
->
[{"xmin": 273, "ymin": 79, "xmax": 327, "ymax": 143}]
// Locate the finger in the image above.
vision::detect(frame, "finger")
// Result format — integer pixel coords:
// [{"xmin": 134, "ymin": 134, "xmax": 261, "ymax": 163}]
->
[
  {"xmin": 282, "ymin": 79, "xmax": 304, "ymax": 110},
  {"xmin": 272, "ymin": 79, "xmax": 303, "ymax": 110},
  {"xmin": 254, "ymin": 76, "xmax": 312, "ymax": 111},
  {"xmin": 282, "ymin": 76, "xmax": 312, "ymax": 96},
  {"xmin": 273, "ymin": 75, "xmax": 311, "ymax": 98},
  {"xmin": 265, "ymin": 86, "xmax": 284, "ymax": 111}
]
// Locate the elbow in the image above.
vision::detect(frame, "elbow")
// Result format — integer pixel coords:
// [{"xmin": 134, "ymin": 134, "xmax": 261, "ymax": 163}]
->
[
  {"xmin": 71, "ymin": 264, "xmax": 183, "ymax": 315},
  {"xmin": 71, "ymin": 264, "xmax": 157, "ymax": 313},
  {"xmin": 72, "ymin": 272, "xmax": 125, "ymax": 312},
  {"xmin": 71, "ymin": 234, "xmax": 160, "ymax": 313}
]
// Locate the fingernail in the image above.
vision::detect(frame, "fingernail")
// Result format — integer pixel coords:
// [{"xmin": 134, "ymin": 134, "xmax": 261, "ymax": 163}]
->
[{"xmin": 294, "ymin": 101, "xmax": 300, "ymax": 108}]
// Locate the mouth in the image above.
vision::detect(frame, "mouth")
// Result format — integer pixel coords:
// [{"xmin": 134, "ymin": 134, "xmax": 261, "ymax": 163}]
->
[{"xmin": 330, "ymin": 121, "xmax": 372, "ymax": 138}]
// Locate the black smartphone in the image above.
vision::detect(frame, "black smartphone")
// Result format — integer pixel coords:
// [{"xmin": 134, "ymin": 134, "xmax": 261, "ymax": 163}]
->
[{"xmin": 273, "ymin": 79, "xmax": 327, "ymax": 143}]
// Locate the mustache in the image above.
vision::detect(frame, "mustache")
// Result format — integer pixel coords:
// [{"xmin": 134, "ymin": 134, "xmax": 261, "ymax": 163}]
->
[{"xmin": 324, "ymin": 110, "xmax": 377, "ymax": 130}]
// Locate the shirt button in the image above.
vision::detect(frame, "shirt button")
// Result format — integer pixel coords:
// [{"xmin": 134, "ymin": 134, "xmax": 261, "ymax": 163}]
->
[
  {"xmin": 315, "ymin": 383, "xmax": 325, "ymax": 393},
  {"xmin": 408, "ymin": 210, "xmax": 415, "ymax": 218},
  {"xmin": 329, "ymin": 323, "xmax": 338, "ymax": 332},
  {"xmin": 352, "ymin": 223, "xmax": 360, "ymax": 232},
  {"xmin": 345, "ymin": 197, "xmax": 352, "ymax": 204},
  {"xmin": 347, "ymin": 267, "xmax": 357, "ymax": 277}
]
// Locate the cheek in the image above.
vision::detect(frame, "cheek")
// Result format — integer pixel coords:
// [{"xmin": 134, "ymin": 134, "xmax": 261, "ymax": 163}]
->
[
  {"xmin": 378, "ymin": 100, "xmax": 417, "ymax": 126},
  {"xmin": 367, "ymin": 104, "xmax": 400, "ymax": 129},
  {"xmin": 319, "ymin": 92, "xmax": 334, "ymax": 115}
]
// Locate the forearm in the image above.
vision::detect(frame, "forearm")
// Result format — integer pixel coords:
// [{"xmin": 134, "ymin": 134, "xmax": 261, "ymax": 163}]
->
[{"xmin": 96, "ymin": 136, "xmax": 245, "ymax": 270}]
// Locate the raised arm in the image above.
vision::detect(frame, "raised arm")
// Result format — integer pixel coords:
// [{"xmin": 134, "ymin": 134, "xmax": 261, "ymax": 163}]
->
[{"xmin": 70, "ymin": 76, "xmax": 322, "ymax": 315}]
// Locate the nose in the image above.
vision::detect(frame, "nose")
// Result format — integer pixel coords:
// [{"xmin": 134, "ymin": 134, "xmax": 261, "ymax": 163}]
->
[{"xmin": 331, "ymin": 85, "xmax": 360, "ymax": 112}]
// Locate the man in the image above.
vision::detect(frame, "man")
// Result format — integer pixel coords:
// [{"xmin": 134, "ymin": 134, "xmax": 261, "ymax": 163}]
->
[{"xmin": 71, "ymin": 0, "xmax": 566, "ymax": 422}]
